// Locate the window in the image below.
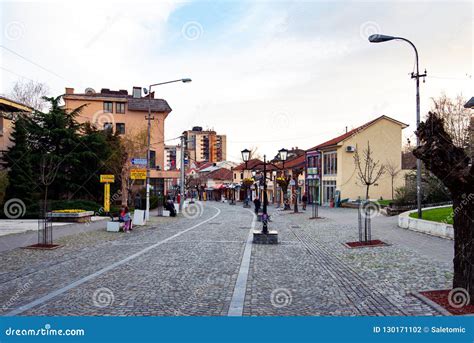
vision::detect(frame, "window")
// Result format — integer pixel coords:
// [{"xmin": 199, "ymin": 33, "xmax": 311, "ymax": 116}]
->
[
  {"xmin": 240, "ymin": 173, "xmax": 244, "ymax": 179},
  {"xmin": 116, "ymin": 123, "xmax": 125, "ymax": 135},
  {"xmin": 150, "ymin": 150, "xmax": 156, "ymax": 168},
  {"xmin": 116, "ymin": 102, "xmax": 125, "ymax": 114},
  {"xmin": 234, "ymin": 173, "xmax": 237, "ymax": 179},
  {"xmin": 103, "ymin": 122, "xmax": 113, "ymax": 132},
  {"xmin": 323, "ymin": 151, "xmax": 337, "ymax": 175},
  {"xmin": 103, "ymin": 101, "xmax": 113, "ymax": 113}
]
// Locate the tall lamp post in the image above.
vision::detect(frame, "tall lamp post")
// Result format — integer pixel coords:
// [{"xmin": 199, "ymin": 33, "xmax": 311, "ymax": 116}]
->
[
  {"xmin": 144, "ymin": 78, "xmax": 191, "ymax": 220},
  {"xmin": 241, "ymin": 148, "xmax": 288, "ymax": 242},
  {"xmin": 368, "ymin": 34, "xmax": 426, "ymax": 219}
]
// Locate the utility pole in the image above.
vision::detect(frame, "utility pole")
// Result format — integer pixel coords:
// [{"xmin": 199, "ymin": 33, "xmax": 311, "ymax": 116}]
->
[
  {"xmin": 144, "ymin": 78, "xmax": 191, "ymax": 221},
  {"xmin": 368, "ymin": 34, "xmax": 426, "ymax": 219},
  {"xmin": 145, "ymin": 85, "xmax": 154, "ymax": 221},
  {"xmin": 180, "ymin": 135, "xmax": 185, "ymax": 212}
]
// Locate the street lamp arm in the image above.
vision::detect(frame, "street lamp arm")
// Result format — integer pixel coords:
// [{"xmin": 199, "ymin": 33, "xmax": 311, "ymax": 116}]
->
[
  {"xmin": 149, "ymin": 78, "xmax": 192, "ymax": 88},
  {"xmin": 393, "ymin": 37, "xmax": 419, "ymax": 74}
]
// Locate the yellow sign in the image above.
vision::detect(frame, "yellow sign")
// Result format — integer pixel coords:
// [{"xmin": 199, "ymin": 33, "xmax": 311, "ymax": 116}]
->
[
  {"xmin": 100, "ymin": 174, "xmax": 115, "ymax": 183},
  {"xmin": 104, "ymin": 183, "xmax": 111, "ymax": 212},
  {"xmin": 130, "ymin": 169, "xmax": 147, "ymax": 180}
]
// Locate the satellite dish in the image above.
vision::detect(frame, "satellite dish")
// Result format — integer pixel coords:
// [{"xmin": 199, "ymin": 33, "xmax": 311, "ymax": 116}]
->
[{"xmin": 85, "ymin": 87, "xmax": 96, "ymax": 95}]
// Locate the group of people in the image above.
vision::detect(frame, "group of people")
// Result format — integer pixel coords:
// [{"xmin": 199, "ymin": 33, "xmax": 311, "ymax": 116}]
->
[{"xmin": 253, "ymin": 193, "xmax": 308, "ymax": 214}]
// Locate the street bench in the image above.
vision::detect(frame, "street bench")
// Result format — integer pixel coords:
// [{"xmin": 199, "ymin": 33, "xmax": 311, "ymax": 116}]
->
[{"xmin": 107, "ymin": 215, "xmax": 124, "ymax": 232}]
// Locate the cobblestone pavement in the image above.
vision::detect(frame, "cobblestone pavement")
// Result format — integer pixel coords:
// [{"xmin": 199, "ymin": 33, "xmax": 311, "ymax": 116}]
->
[
  {"xmin": 0, "ymin": 202, "xmax": 452, "ymax": 316},
  {"xmin": 244, "ymin": 206, "xmax": 452, "ymax": 316}
]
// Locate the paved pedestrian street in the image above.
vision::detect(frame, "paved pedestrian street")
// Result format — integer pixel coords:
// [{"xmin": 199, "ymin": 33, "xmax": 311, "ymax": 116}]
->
[{"xmin": 0, "ymin": 203, "xmax": 453, "ymax": 316}]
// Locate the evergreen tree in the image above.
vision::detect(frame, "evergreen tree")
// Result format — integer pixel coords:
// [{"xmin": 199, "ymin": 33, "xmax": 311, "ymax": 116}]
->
[{"xmin": 3, "ymin": 115, "xmax": 38, "ymax": 214}]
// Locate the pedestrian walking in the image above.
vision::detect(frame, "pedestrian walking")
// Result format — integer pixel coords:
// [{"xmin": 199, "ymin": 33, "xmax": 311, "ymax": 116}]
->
[
  {"xmin": 253, "ymin": 197, "xmax": 261, "ymax": 215},
  {"xmin": 302, "ymin": 193, "xmax": 308, "ymax": 210},
  {"xmin": 134, "ymin": 193, "xmax": 142, "ymax": 210}
]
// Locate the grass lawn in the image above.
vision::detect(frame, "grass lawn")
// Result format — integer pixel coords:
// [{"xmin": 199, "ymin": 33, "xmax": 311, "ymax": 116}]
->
[
  {"xmin": 376, "ymin": 199, "xmax": 392, "ymax": 207},
  {"xmin": 409, "ymin": 206, "xmax": 453, "ymax": 224}
]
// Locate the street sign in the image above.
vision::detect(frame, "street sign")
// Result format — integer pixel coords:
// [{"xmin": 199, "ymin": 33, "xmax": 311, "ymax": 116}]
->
[
  {"xmin": 131, "ymin": 158, "xmax": 147, "ymax": 166},
  {"xmin": 131, "ymin": 169, "xmax": 147, "ymax": 180},
  {"xmin": 104, "ymin": 183, "xmax": 111, "ymax": 212},
  {"xmin": 100, "ymin": 174, "xmax": 115, "ymax": 183}
]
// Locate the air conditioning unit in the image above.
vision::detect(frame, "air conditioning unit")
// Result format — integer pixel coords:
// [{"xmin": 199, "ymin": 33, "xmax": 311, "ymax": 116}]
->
[{"xmin": 345, "ymin": 146, "xmax": 356, "ymax": 152}]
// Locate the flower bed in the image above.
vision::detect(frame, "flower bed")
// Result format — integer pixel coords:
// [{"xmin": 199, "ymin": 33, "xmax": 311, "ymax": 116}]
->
[{"xmin": 49, "ymin": 210, "xmax": 94, "ymax": 223}]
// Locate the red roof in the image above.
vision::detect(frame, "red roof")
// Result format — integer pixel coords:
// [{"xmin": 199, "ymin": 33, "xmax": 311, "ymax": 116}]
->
[
  {"xmin": 283, "ymin": 154, "xmax": 305, "ymax": 169},
  {"xmin": 307, "ymin": 115, "xmax": 408, "ymax": 151},
  {"xmin": 233, "ymin": 159, "xmax": 263, "ymax": 171},
  {"xmin": 204, "ymin": 168, "xmax": 233, "ymax": 181}
]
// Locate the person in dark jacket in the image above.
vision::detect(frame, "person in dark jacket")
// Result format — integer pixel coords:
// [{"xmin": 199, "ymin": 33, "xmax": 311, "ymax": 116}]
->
[
  {"xmin": 253, "ymin": 197, "xmax": 261, "ymax": 215},
  {"xmin": 302, "ymin": 193, "xmax": 308, "ymax": 210},
  {"xmin": 165, "ymin": 196, "xmax": 177, "ymax": 217}
]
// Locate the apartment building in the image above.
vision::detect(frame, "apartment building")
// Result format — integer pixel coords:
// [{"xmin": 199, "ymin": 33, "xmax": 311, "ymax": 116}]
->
[
  {"xmin": 183, "ymin": 126, "xmax": 226, "ymax": 163},
  {"xmin": 62, "ymin": 86, "xmax": 179, "ymax": 196}
]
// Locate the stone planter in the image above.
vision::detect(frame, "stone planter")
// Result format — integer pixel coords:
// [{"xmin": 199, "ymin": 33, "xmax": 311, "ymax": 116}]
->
[
  {"xmin": 49, "ymin": 211, "xmax": 94, "ymax": 223},
  {"xmin": 398, "ymin": 206, "xmax": 453, "ymax": 239}
]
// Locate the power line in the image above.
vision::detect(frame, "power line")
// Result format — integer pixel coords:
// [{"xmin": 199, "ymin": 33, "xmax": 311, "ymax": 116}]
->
[
  {"xmin": 0, "ymin": 45, "xmax": 65, "ymax": 80},
  {"xmin": 0, "ymin": 65, "xmax": 34, "ymax": 82}
]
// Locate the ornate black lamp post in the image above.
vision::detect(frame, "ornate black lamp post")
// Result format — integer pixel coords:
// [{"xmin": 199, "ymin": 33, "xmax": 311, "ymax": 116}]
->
[{"xmin": 241, "ymin": 148, "xmax": 288, "ymax": 243}]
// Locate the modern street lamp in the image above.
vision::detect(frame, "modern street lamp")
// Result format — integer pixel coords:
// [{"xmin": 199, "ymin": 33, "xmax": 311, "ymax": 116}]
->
[
  {"xmin": 145, "ymin": 78, "xmax": 191, "ymax": 220},
  {"xmin": 368, "ymin": 34, "xmax": 426, "ymax": 219},
  {"xmin": 240, "ymin": 149, "xmax": 287, "ymax": 242}
]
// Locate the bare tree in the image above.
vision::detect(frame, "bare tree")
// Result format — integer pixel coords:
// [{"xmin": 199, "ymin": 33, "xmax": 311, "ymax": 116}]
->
[
  {"xmin": 9, "ymin": 80, "xmax": 50, "ymax": 111},
  {"xmin": 385, "ymin": 160, "xmax": 400, "ymax": 200},
  {"xmin": 119, "ymin": 129, "xmax": 147, "ymax": 205},
  {"xmin": 431, "ymin": 94, "xmax": 471, "ymax": 149},
  {"xmin": 38, "ymin": 153, "xmax": 62, "ymax": 246},
  {"xmin": 353, "ymin": 141, "xmax": 385, "ymax": 200}
]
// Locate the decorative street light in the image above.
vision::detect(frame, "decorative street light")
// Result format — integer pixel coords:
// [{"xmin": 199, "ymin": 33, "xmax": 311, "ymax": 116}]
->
[
  {"xmin": 368, "ymin": 34, "xmax": 426, "ymax": 219},
  {"xmin": 241, "ymin": 149, "xmax": 251, "ymax": 167},
  {"xmin": 240, "ymin": 149, "xmax": 288, "ymax": 243},
  {"xmin": 144, "ymin": 78, "xmax": 191, "ymax": 220}
]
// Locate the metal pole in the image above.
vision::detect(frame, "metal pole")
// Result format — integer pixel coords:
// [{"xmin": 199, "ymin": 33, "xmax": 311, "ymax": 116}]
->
[
  {"xmin": 415, "ymin": 60, "xmax": 423, "ymax": 219},
  {"xmin": 145, "ymin": 85, "xmax": 152, "ymax": 221},
  {"xmin": 179, "ymin": 135, "xmax": 185, "ymax": 212},
  {"xmin": 262, "ymin": 155, "xmax": 268, "ymax": 234}
]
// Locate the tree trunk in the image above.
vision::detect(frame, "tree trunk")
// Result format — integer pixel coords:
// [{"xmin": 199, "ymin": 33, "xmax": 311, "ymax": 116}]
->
[
  {"xmin": 452, "ymin": 195, "xmax": 474, "ymax": 294},
  {"xmin": 365, "ymin": 185, "xmax": 370, "ymax": 200}
]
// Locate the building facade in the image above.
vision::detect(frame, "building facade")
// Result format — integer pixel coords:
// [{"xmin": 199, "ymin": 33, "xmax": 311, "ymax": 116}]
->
[
  {"xmin": 62, "ymin": 86, "xmax": 180, "ymax": 199},
  {"xmin": 306, "ymin": 115, "xmax": 408, "ymax": 204},
  {"xmin": 0, "ymin": 96, "xmax": 32, "ymax": 170},
  {"xmin": 183, "ymin": 127, "xmax": 227, "ymax": 163}
]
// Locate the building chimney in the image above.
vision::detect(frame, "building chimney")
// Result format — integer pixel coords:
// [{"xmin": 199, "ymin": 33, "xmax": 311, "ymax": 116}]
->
[
  {"xmin": 65, "ymin": 87, "xmax": 74, "ymax": 95},
  {"xmin": 345, "ymin": 126, "xmax": 348, "ymax": 133}
]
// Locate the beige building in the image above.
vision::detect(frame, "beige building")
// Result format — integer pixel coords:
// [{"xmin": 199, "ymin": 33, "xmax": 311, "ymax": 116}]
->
[
  {"xmin": 0, "ymin": 96, "xmax": 32, "ymax": 169},
  {"xmin": 63, "ymin": 86, "xmax": 179, "ymax": 197},
  {"xmin": 307, "ymin": 115, "xmax": 408, "ymax": 203},
  {"xmin": 183, "ymin": 126, "xmax": 226, "ymax": 163}
]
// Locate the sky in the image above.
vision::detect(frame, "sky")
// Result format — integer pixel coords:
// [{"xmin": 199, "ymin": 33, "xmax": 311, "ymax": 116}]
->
[{"xmin": 0, "ymin": 0, "xmax": 472, "ymax": 162}]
